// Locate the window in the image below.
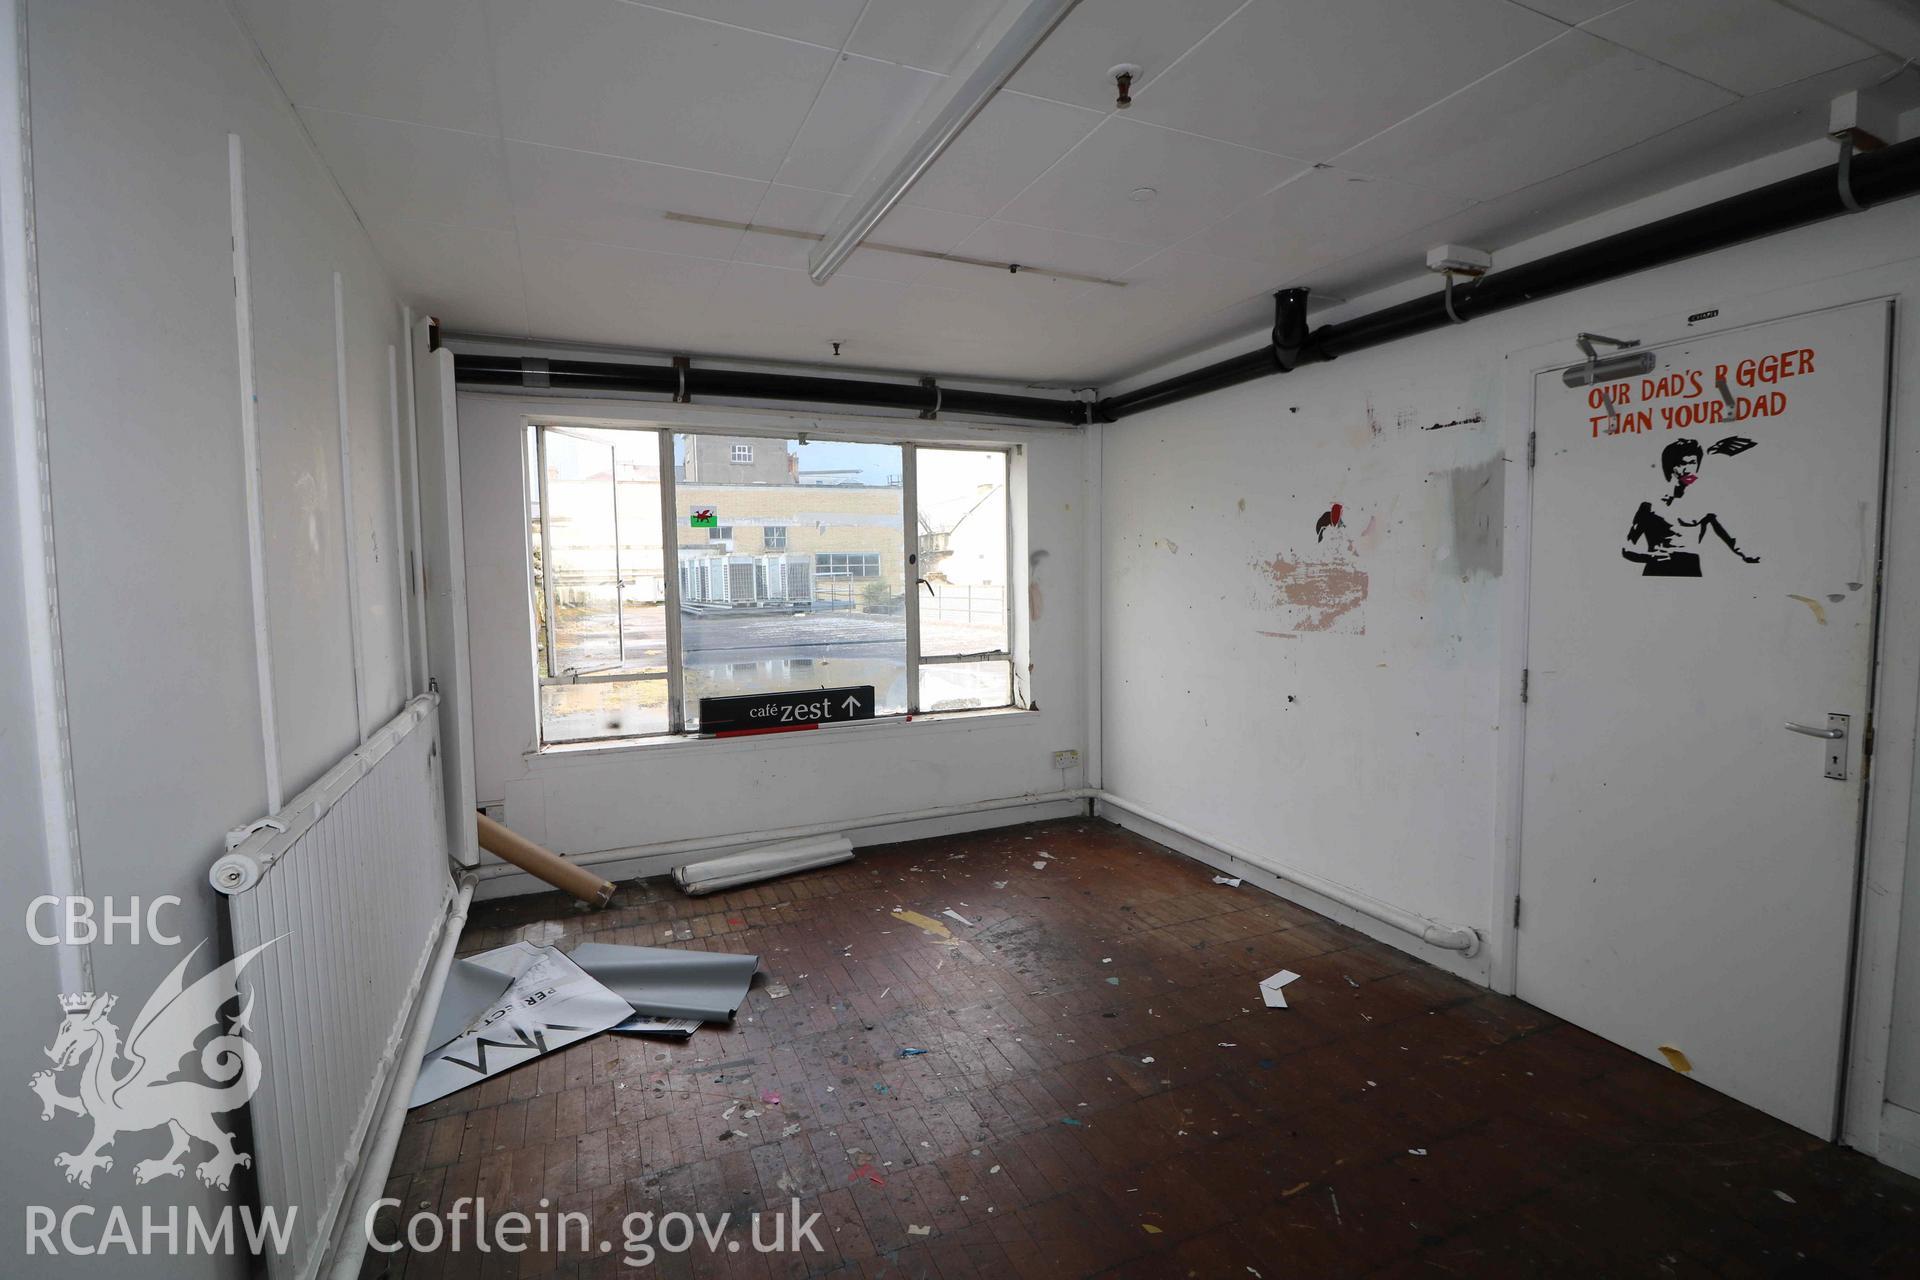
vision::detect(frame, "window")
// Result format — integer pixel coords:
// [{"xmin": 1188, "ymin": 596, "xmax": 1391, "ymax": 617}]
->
[
  {"xmin": 915, "ymin": 448, "xmax": 1011, "ymax": 711},
  {"xmin": 814, "ymin": 552, "xmax": 881, "ymax": 579},
  {"xmin": 527, "ymin": 427, "xmax": 669, "ymax": 743},
  {"xmin": 526, "ymin": 426, "xmax": 1015, "ymax": 745}
]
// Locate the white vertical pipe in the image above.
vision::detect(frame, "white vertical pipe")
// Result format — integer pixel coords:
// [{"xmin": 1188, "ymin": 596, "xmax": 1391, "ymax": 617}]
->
[
  {"xmin": 1083, "ymin": 420, "xmax": 1102, "ymax": 791},
  {"xmin": 901, "ymin": 444, "xmax": 921, "ymax": 713},
  {"xmin": 230, "ymin": 135, "xmax": 283, "ymax": 813},
  {"xmin": 386, "ymin": 344, "xmax": 413, "ymax": 697},
  {"xmin": 399, "ymin": 305, "xmax": 429, "ymax": 688},
  {"xmin": 1, "ymin": 0, "xmax": 88, "ymax": 992},
  {"xmin": 332, "ymin": 272, "xmax": 368, "ymax": 742}
]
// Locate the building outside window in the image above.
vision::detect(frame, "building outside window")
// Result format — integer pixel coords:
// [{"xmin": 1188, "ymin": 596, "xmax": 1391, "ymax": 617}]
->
[{"xmin": 526, "ymin": 428, "xmax": 1013, "ymax": 741}]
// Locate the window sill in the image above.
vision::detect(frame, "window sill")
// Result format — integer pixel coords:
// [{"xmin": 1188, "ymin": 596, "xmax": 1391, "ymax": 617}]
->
[{"xmin": 524, "ymin": 705, "xmax": 1040, "ymax": 769}]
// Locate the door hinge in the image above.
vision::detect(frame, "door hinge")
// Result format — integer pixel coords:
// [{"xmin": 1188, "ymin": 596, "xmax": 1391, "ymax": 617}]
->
[
  {"xmin": 1520, "ymin": 668, "xmax": 1529, "ymax": 703},
  {"xmin": 1526, "ymin": 430, "xmax": 1536, "ymax": 469},
  {"xmin": 1513, "ymin": 895, "xmax": 1522, "ymax": 928}
]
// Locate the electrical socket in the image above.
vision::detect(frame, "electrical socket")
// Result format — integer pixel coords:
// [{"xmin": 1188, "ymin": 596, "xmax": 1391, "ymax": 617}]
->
[{"xmin": 1052, "ymin": 749, "xmax": 1080, "ymax": 770}]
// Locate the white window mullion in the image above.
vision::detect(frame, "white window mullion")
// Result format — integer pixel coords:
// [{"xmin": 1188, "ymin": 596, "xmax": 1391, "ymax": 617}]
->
[
  {"xmin": 903, "ymin": 444, "xmax": 921, "ymax": 715},
  {"xmin": 658, "ymin": 429, "xmax": 686, "ymax": 734},
  {"xmin": 536, "ymin": 426, "xmax": 557, "ymax": 680}
]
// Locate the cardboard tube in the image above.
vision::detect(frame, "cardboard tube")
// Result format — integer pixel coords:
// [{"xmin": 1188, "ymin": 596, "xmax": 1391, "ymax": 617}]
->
[{"xmin": 476, "ymin": 812, "xmax": 615, "ymax": 907}]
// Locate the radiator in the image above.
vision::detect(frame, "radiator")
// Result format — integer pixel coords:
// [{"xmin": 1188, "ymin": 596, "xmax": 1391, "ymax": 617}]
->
[{"xmin": 211, "ymin": 693, "xmax": 457, "ymax": 1280}]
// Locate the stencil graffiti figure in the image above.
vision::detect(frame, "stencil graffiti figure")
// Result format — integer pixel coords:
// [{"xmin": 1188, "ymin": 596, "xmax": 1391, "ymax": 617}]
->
[
  {"xmin": 1622, "ymin": 436, "xmax": 1759, "ymax": 576},
  {"xmin": 29, "ymin": 939, "xmax": 274, "ymax": 1189},
  {"xmin": 1315, "ymin": 502, "xmax": 1343, "ymax": 542}
]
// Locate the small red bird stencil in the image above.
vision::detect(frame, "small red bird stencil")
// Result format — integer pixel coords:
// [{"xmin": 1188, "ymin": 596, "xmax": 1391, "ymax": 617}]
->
[{"xmin": 1315, "ymin": 502, "xmax": 1344, "ymax": 542}]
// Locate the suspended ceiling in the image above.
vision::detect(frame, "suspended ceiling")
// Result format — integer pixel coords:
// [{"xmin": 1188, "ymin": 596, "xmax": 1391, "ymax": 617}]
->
[{"xmin": 234, "ymin": 0, "xmax": 1917, "ymax": 385}]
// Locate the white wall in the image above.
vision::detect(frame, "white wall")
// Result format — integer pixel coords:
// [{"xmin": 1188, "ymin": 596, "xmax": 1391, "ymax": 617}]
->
[
  {"xmin": 1098, "ymin": 143, "xmax": 1920, "ymax": 1154},
  {"xmin": 4, "ymin": 1, "xmax": 413, "ymax": 1268},
  {"xmin": 456, "ymin": 393, "xmax": 1089, "ymax": 890}
]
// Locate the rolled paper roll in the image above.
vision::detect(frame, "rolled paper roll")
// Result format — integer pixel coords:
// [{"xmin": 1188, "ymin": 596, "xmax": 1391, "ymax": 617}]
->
[{"xmin": 476, "ymin": 811, "xmax": 616, "ymax": 908}]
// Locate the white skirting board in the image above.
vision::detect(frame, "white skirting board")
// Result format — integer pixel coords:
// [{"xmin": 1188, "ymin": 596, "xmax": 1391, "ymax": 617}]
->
[
  {"xmin": 1881, "ymin": 1103, "xmax": 1920, "ymax": 1179},
  {"xmin": 471, "ymin": 794, "xmax": 1088, "ymax": 901},
  {"xmin": 1094, "ymin": 800, "xmax": 1491, "ymax": 986}
]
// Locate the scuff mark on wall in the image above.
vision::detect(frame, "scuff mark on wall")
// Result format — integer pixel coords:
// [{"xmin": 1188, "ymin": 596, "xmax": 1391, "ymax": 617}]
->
[
  {"xmin": 1787, "ymin": 594, "xmax": 1829, "ymax": 625},
  {"xmin": 1029, "ymin": 582, "xmax": 1044, "ymax": 620},
  {"xmin": 1256, "ymin": 630, "xmax": 1298, "ymax": 640},
  {"xmin": 1252, "ymin": 551, "xmax": 1368, "ymax": 634},
  {"xmin": 1349, "ymin": 514, "xmax": 1381, "ymax": 556},
  {"xmin": 1447, "ymin": 457, "xmax": 1503, "ymax": 578},
  {"xmin": 1422, "ymin": 414, "xmax": 1484, "ymax": 432}
]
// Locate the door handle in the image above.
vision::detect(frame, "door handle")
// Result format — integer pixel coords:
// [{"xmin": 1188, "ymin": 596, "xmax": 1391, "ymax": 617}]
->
[{"xmin": 1785, "ymin": 714, "xmax": 1849, "ymax": 780}]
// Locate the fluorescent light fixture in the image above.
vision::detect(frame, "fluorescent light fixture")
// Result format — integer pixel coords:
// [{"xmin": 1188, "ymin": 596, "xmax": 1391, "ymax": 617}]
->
[
  {"xmin": 673, "ymin": 835, "xmax": 854, "ymax": 895},
  {"xmin": 808, "ymin": 0, "xmax": 1084, "ymax": 285}
]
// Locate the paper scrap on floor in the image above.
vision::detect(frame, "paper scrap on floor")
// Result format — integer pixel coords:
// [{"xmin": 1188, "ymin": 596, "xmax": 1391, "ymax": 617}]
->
[
  {"xmin": 568, "ymin": 941, "xmax": 760, "ymax": 1022},
  {"xmin": 610, "ymin": 1013, "xmax": 701, "ymax": 1038},
  {"xmin": 1260, "ymin": 969, "xmax": 1302, "ymax": 1009},
  {"xmin": 411, "ymin": 941, "xmax": 632, "ymax": 1107}
]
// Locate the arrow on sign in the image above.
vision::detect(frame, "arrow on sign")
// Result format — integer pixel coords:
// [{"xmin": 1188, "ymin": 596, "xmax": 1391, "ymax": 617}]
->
[{"xmin": 841, "ymin": 695, "xmax": 862, "ymax": 715}]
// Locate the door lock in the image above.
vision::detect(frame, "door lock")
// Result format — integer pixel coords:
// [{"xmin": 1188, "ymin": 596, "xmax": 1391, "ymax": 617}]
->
[{"xmin": 1784, "ymin": 714, "xmax": 1848, "ymax": 780}]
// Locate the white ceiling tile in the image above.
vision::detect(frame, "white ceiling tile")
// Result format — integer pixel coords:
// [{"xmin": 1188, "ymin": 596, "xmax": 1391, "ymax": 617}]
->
[
  {"xmin": 1187, "ymin": 167, "xmax": 1473, "ymax": 275},
  {"xmin": 1780, "ymin": 0, "xmax": 1920, "ymax": 61},
  {"xmin": 362, "ymin": 219, "xmax": 529, "ymax": 334},
  {"xmin": 232, "ymin": 0, "xmax": 499, "ymax": 130},
  {"xmin": 904, "ymin": 92, "xmax": 1104, "ymax": 217},
  {"xmin": 1583, "ymin": 0, "xmax": 1876, "ymax": 95},
  {"xmin": 996, "ymin": 117, "xmax": 1306, "ymax": 245},
  {"xmin": 1129, "ymin": 0, "xmax": 1567, "ymax": 161},
  {"xmin": 731, "ymin": 185, "xmax": 980, "ymax": 282},
  {"xmin": 299, "ymin": 110, "xmax": 513, "ymax": 230},
  {"xmin": 698, "ymin": 261, "xmax": 967, "ymax": 367},
  {"xmin": 640, "ymin": 0, "xmax": 870, "ymax": 48},
  {"xmin": 516, "ymin": 234, "xmax": 729, "ymax": 346},
  {"xmin": 951, "ymin": 219, "xmax": 1157, "ymax": 280},
  {"xmin": 1511, "ymin": 0, "xmax": 1626, "ymax": 21},
  {"xmin": 1335, "ymin": 29, "xmax": 1736, "ymax": 199},
  {"xmin": 1098, "ymin": 246, "xmax": 1286, "ymax": 323},
  {"xmin": 845, "ymin": 0, "xmax": 1006, "ymax": 72},
  {"xmin": 773, "ymin": 55, "xmax": 942, "ymax": 194},
  {"xmin": 489, "ymin": 0, "xmax": 834, "ymax": 177},
  {"xmin": 504, "ymin": 141, "xmax": 765, "ymax": 258},
  {"xmin": 1005, "ymin": 0, "xmax": 1248, "ymax": 112},
  {"xmin": 733, "ymin": 184, "xmax": 844, "ymax": 270}
]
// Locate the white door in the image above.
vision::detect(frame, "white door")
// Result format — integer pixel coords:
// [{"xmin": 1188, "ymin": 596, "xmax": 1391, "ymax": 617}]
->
[{"xmin": 1518, "ymin": 300, "xmax": 1890, "ymax": 1137}]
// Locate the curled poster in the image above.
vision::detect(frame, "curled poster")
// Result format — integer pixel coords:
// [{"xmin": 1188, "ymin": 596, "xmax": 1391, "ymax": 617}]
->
[{"xmin": 409, "ymin": 942, "xmax": 632, "ymax": 1107}]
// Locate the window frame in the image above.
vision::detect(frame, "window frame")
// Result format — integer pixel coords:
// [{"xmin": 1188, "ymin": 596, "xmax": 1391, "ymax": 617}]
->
[
  {"xmin": 525, "ymin": 422, "xmax": 1016, "ymax": 746},
  {"xmin": 729, "ymin": 442, "xmax": 753, "ymax": 464}
]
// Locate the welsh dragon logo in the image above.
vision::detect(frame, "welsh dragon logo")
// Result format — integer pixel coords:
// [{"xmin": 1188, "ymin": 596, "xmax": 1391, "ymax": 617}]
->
[{"xmin": 29, "ymin": 939, "xmax": 276, "ymax": 1190}]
